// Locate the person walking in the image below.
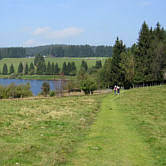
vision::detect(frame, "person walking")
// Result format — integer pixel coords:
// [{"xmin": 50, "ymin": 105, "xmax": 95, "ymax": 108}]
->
[
  {"xmin": 117, "ymin": 86, "xmax": 120, "ymax": 95},
  {"xmin": 114, "ymin": 85, "xmax": 117, "ymax": 95}
]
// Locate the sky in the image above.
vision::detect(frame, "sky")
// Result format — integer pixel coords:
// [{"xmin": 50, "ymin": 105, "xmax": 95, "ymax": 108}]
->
[{"xmin": 0, "ymin": 0, "xmax": 166, "ymax": 47}]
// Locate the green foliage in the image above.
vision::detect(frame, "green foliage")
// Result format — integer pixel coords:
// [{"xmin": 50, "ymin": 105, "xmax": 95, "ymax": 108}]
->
[
  {"xmin": 25, "ymin": 44, "xmax": 113, "ymax": 57},
  {"xmin": 98, "ymin": 21, "xmax": 166, "ymax": 88},
  {"xmin": 51, "ymin": 62, "xmax": 55, "ymax": 75},
  {"xmin": 0, "ymin": 83, "xmax": 32, "ymax": 99},
  {"xmin": 0, "ymin": 47, "xmax": 26, "ymax": 58},
  {"xmin": 81, "ymin": 60, "xmax": 88, "ymax": 71},
  {"xmin": 97, "ymin": 58, "xmax": 112, "ymax": 88},
  {"xmin": 120, "ymin": 51, "xmax": 135, "ymax": 88},
  {"xmin": 29, "ymin": 62, "xmax": 35, "ymax": 75},
  {"xmin": 9, "ymin": 64, "xmax": 15, "ymax": 74},
  {"xmin": 17, "ymin": 62, "xmax": 23, "ymax": 74},
  {"xmin": 77, "ymin": 67, "xmax": 88, "ymax": 81},
  {"xmin": 41, "ymin": 82, "xmax": 50, "ymax": 96},
  {"xmin": 80, "ymin": 79, "xmax": 97, "ymax": 95},
  {"xmin": 95, "ymin": 60, "xmax": 102, "ymax": 69},
  {"xmin": 49, "ymin": 90, "xmax": 55, "ymax": 97},
  {"xmin": 46, "ymin": 61, "xmax": 52, "ymax": 75},
  {"xmin": 2, "ymin": 64, "xmax": 8, "ymax": 75},
  {"xmin": 62, "ymin": 62, "xmax": 67, "ymax": 75},
  {"xmin": 54, "ymin": 63, "xmax": 60, "ymax": 74},
  {"xmin": 34, "ymin": 54, "xmax": 45, "ymax": 66},
  {"xmin": 24, "ymin": 63, "xmax": 29, "ymax": 75},
  {"xmin": 36, "ymin": 62, "xmax": 46, "ymax": 75}
]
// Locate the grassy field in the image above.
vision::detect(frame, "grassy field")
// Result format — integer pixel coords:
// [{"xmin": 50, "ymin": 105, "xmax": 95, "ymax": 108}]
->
[
  {"xmin": 66, "ymin": 85, "xmax": 166, "ymax": 166},
  {"xmin": 0, "ymin": 94, "xmax": 103, "ymax": 166},
  {"xmin": 0, "ymin": 57, "xmax": 107, "ymax": 72},
  {"xmin": 1, "ymin": 86, "xmax": 166, "ymax": 166}
]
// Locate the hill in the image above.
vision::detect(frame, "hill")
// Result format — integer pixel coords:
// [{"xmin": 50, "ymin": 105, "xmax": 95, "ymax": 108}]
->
[{"xmin": 0, "ymin": 44, "xmax": 113, "ymax": 58}]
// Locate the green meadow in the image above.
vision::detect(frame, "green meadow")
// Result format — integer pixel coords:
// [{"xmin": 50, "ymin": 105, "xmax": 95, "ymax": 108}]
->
[
  {"xmin": 0, "ymin": 94, "xmax": 103, "ymax": 166},
  {"xmin": 67, "ymin": 85, "xmax": 166, "ymax": 166},
  {"xmin": 0, "ymin": 85, "xmax": 166, "ymax": 165},
  {"xmin": 0, "ymin": 57, "xmax": 106, "ymax": 72}
]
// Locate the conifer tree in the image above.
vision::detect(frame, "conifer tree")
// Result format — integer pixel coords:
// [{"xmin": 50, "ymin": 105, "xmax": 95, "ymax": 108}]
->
[
  {"xmin": 110, "ymin": 37, "xmax": 126, "ymax": 86},
  {"xmin": 9, "ymin": 64, "xmax": 15, "ymax": 74},
  {"xmin": 29, "ymin": 63, "xmax": 35, "ymax": 75},
  {"xmin": 46, "ymin": 62, "xmax": 52, "ymax": 75},
  {"xmin": 95, "ymin": 60, "xmax": 102, "ymax": 69},
  {"xmin": 67, "ymin": 62, "xmax": 72, "ymax": 75},
  {"xmin": 135, "ymin": 21, "xmax": 153, "ymax": 84},
  {"xmin": 24, "ymin": 63, "xmax": 29, "ymax": 75},
  {"xmin": 81, "ymin": 60, "xmax": 88, "ymax": 71},
  {"xmin": 62, "ymin": 62, "xmax": 67, "ymax": 75},
  {"xmin": 2, "ymin": 64, "xmax": 8, "ymax": 75},
  {"xmin": 34, "ymin": 54, "xmax": 45, "ymax": 66},
  {"xmin": 70, "ymin": 62, "xmax": 77, "ymax": 75},
  {"xmin": 54, "ymin": 63, "xmax": 60, "ymax": 74},
  {"xmin": 18, "ymin": 62, "xmax": 23, "ymax": 74},
  {"xmin": 43, "ymin": 62, "xmax": 46, "ymax": 74},
  {"xmin": 36, "ymin": 62, "xmax": 45, "ymax": 75},
  {"xmin": 51, "ymin": 62, "xmax": 55, "ymax": 75}
]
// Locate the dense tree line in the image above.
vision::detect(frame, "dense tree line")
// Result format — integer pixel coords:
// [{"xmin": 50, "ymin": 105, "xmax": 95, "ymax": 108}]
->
[
  {"xmin": 48, "ymin": 45, "xmax": 112, "ymax": 57},
  {"xmin": 0, "ymin": 47, "xmax": 26, "ymax": 58},
  {"xmin": 1, "ymin": 54, "xmax": 81, "ymax": 76},
  {"xmin": 98, "ymin": 22, "xmax": 166, "ymax": 89},
  {"xmin": 0, "ymin": 45, "xmax": 112, "ymax": 58}
]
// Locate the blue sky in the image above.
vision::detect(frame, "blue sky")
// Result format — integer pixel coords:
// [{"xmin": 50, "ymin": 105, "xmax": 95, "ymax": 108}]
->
[{"xmin": 0, "ymin": 0, "xmax": 165, "ymax": 47}]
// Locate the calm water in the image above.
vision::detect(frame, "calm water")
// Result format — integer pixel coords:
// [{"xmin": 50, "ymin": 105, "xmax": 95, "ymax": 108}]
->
[{"xmin": 0, "ymin": 78, "xmax": 64, "ymax": 96}]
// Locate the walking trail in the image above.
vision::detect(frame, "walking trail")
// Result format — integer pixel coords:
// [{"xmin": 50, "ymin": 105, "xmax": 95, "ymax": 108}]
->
[{"xmin": 67, "ymin": 93, "xmax": 155, "ymax": 166}]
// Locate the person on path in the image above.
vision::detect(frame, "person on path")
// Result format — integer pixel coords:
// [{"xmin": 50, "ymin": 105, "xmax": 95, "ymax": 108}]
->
[
  {"xmin": 117, "ymin": 86, "xmax": 120, "ymax": 95},
  {"xmin": 114, "ymin": 85, "xmax": 117, "ymax": 95}
]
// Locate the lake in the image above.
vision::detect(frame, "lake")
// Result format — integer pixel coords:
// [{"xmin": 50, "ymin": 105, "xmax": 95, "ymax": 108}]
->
[{"xmin": 0, "ymin": 78, "xmax": 65, "ymax": 96}]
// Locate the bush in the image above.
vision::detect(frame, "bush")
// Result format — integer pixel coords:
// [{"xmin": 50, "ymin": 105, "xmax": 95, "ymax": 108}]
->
[
  {"xmin": 41, "ymin": 82, "xmax": 50, "ymax": 96},
  {"xmin": 0, "ymin": 83, "xmax": 33, "ymax": 99},
  {"xmin": 49, "ymin": 91, "xmax": 55, "ymax": 97},
  {"xmin": 80, "ymin": 79, "xmax": 97, "ymax": 95}
]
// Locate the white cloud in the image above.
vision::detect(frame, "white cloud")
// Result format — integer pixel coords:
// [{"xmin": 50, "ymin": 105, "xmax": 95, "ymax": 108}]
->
[
  {"xmin": 33, "ymin": 27, "xmax": 84, "ymax": 39},
  {"xmin": 23, "ymin": 40, "xmax": 42, "ymax": 47}
]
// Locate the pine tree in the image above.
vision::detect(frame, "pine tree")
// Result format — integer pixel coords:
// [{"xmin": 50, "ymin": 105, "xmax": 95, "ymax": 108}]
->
[
  {"xmin": 36, "ymin": 62, "xmax": 45, "ymax": 75},
  {"xmin": 67, "ymin": 62, "xmax": 72, "ymax": 75},
  {"xmin": 62, "ymin": 62, "xmax": 67, "ymax": 75},
  {"xmin": 29, "ymin": 63, "xmax": 35, "ymax": 75},
  {"xmin": 51, "ymin": 62, "xmax": 55, "ymax": 75},
  {"xmin": 18, "ymin": 62, "xmax": 23, "ymax": 74},
  {"xmin": 2, "ymin": 64, "xmax": 8, "ymax": 75},
  {"xmin": 120, "ymin": 50, "xmax": 135, "ymax": 88},
  {"xmin": 54, "ymin": 63, "xmax": 60, "ymax": 74},
  {"xmin": 43, "ymin": 62, "xmax": 46, "ymax": 74},
  {"xmin": 81, "ymin": 60, "xmax": 88, "ymax": 71},
  {"xmin": 95, "ymin": 60, "xmax": 102, "ymax": 69},
  {"xmin": 34, "ymin": 54, "xmax": 45, "ymax": 66},
  {"xmin": 46, "ymin": 62, "xmax": 52, "ymax": 75},
  {"xmin": 71, "ymin": 62, "xmax": 77, "ymax": 75},
  {"xmin": 9, "ymin": 64, "xmax": 15, "ymax": 74},
  {"xmin": 110, "ymin": 37, "xmax": 126, "ymax": 86},
  {"xmin": 24, "ymin": 63, "xmax": 29, "ymax": 75}
]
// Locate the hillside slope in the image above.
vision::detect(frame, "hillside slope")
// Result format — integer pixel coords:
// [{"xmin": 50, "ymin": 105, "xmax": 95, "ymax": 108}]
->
[{"xmin": 67, "ymin": 85, "xmax": 166, "ymax": 166}]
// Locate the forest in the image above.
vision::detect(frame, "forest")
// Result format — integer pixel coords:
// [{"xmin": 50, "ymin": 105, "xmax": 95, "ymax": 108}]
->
[
  {"xmin": 98, "ymin": 22, "xmax": 166, "ymax": 89},
  {"xmin": 0, "ymin": 45, "xmax": 113, "ymax": 58}
]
